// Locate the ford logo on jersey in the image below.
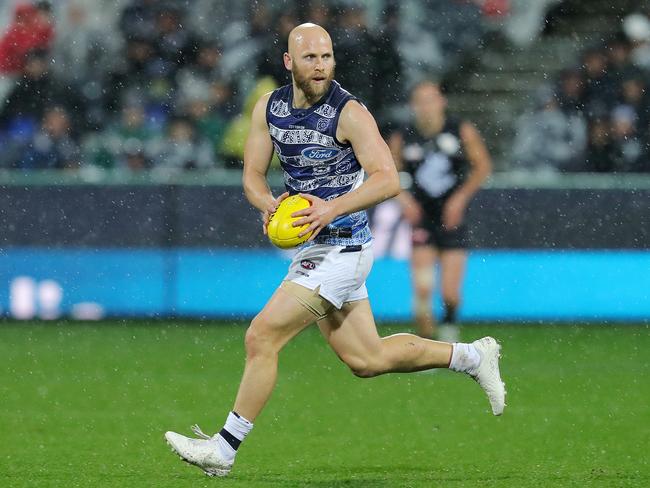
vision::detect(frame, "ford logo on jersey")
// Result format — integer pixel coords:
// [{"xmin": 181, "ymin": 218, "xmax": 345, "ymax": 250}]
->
[{"xmin": 301, "ymin": 147, "xmax": 340, "ymax": 162}]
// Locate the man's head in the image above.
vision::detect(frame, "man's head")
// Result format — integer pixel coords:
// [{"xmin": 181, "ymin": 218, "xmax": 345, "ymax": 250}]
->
[
  {"xmin": 24, "ymin": 49, "xmax": 49, "ymax": 79},
  {"xmin": 42, "ymin": 106, "xmax": 70, "ymax": 137},
  {"xmin": 410, "ymin": 81, "xmax": 447, "ymax": 124},
  {"xmin": 284, "ymin": 23, "xmax": 335, "ymax": 102}
]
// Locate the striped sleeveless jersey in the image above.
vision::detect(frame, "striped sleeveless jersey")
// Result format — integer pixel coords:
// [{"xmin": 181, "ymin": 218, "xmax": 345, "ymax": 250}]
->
[{"xmin": 265, "ymin": 80, "xmax": 371, "ymax": 246}]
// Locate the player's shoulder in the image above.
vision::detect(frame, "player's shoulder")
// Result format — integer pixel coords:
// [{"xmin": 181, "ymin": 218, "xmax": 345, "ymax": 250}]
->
[
  {"xmin": 331, "ymin": 80, "xmax": 353, "ymax": 97},
  {"xmin": 337, "ymin": 99, "xmax": 375, "ymax": 132},
  {"xmin": 260, "ymin": 84, "xmax": 292, "ymax": 107},
  {"xmin": 329, "ymin": 81, "xmax": 364, "ymax": 109}
]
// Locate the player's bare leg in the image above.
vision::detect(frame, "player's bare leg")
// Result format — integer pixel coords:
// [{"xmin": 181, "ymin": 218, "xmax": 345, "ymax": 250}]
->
[
  {"xmin": 165, "ymin": 287, "xmax": 318, "ymax": 476},
  {"xmin": 319, "ymin": 299, "xmax": 451, "ymax": 375},
  {"xmin": 318, "ymin": 299, "xmax": 505, "ymax": 414},
  {"xmin": 411, "ymin": 245, "xmax": 437, "ymax": 339},
  {"xmin": 232, "ymin": 287, "xmax": 318, "ymax": 420},
  {"xmin": 439, "ymin": 249, "xmax": 467, "ymax": 342}
]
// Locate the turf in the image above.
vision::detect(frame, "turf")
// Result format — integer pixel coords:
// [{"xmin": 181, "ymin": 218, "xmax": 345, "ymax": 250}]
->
[{"xmin": 0, "ymin": 322, "xmax": 648, "ymax": 487}]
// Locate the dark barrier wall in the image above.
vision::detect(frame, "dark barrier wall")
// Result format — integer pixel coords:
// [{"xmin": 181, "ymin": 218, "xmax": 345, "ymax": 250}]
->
[{"xmin": 1, "ymin": 185, "xmax": 649, "ymax": 249}]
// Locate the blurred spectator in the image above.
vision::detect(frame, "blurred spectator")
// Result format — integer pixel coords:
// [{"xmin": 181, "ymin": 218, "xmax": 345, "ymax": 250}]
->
[
  {"xmin": 511, "ymin": 85, "xmax": 587, "ymax": 171},
  {"xmin": 105, "ymin": 35, "xmax": 174, "ymax": 122},
  {"xmin": 181, "ymin": 85, "xmax": 231, "ymax": 162},
  {"xmin": 371, "ymin": 2, "xmax": 403, "ymax": 129},
  {"xmin": 609, "ymin": 105, "xmax": 644, "ymax": 172},
  {"xmin": 0, "ymin": 49, "xmax": 85, "ymax": 135},
  {"xmin": 155, "ymin": 117, "xmax": 216, "ymax": 171},
  {"xmin": 15, "ymin": 106, "xmax": 80, "ymax": 170},
  {"xmin": 83, "ymin": 103, "xmax": 160, "ymax": 170},
  {"xmin": 52, "ymin": 2, "xmax": 121, "ymax": 130},
  {"xmin": 538, "ymin": 29, "xmax": 650, "ymax": 173},
  {"xmin": 584, "ymin": 118, "xmax": 615, "ymax": 172},
  {"xmin": 605, "ymin": 33, "xmax": 633, "ymax": 79},
  {"xmin": 617, "ymin": 69, "xmax": 650, "ymax": 130},
  {"xmin": 556, "ymin": 67, "xmax": 585, "ymax": 115},
  {"xmin": 331, "ymin": 3, "xmax": 401, "ymax": 116},
  {"xmin": 399, "ymin": 0, "xmax": 482, "ymax": 87},
  {"xmin": 257, "ymin": 10, "xmax": 299, "ymax": 86},
  {"xmin": 176, "ymin": 40, "xmax": 225, "ymax": 104},
  {"xmin": 330, "ymin": 5, "xmax": 376, "ymax": 106},
  {"xmin": 221, "ymin": 76, "xmax": 277, "ymax": 167},
  {"xmin": 581, "ymin": 46, "xmax": 617, "ymax": 120},
  {"xmin": 34, "ymin": 1, "xmax": 54, "ymax": 24},
  {"xmin": 189, "ymin": 0, "xmax": 250, "ymax": 44},
  {"xmin": 503, "ymin": 0, "xmax": 561, "ymax": 47},
  {"xmin": 305, "ymin": 0, "xmax": 331, "ymax": 28},
  {"xmin": 52, "ymin": 2, "xmax": 118, "ymax": 86},
  {"xmin": 215, "ymin": 3, "xmax": 269, "ymax": 108},
  {"xmin": 623, "ymin": 13, "xmax": 650, "ymax": 71},
  {"xmin": 152, "ymin": 4, "xmax": 200, "ymax": 78},
  {"xmin": 119, "ymin": 0, "xmax": 158, "ymax": 42},
  {"xmin": 0, "ymin": 3, "xmax": 54, "ymax": 74}
]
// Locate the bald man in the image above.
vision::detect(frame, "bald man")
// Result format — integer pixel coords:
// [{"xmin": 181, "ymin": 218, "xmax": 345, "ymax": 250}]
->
[{"xmin": 165, "ymin": 24, "xmax": 505, "ymax": 478}]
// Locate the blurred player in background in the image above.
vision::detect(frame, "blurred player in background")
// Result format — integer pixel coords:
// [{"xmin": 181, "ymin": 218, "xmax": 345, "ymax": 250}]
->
[
  {"xmin": 391, "ymin": 81, "xmax": 492, "ymax": 339},
  {"xmin": 164, "ymin": 25, "xmax": 504, "ymax": 478}
]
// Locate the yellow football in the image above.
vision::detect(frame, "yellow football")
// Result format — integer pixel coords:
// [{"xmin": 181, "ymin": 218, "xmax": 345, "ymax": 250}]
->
[{"xmin": 267, "ymin": 195, "xmax": 313, "ymax": 249}]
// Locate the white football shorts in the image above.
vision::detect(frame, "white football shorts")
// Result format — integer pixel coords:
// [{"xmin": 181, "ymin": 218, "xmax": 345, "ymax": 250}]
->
[{"xmin": 284, "ymin": 241, "xmax": 374, "ymax": 309}]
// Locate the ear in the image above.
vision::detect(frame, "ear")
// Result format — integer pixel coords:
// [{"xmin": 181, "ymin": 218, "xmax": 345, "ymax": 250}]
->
[{"xmin": 283, "ymin": 52, "xmax": 291, "ymax": 71}]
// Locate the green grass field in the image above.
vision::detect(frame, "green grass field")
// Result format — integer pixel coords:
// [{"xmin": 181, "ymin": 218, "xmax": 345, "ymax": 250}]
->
[{"xmin": 1, "ymin": 322, "xmax": 648, "ymax": 487}]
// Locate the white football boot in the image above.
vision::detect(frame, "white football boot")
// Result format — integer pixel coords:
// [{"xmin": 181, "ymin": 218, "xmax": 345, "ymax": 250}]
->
[
  {"xmin": 164, "ymin": 425, "xmax": 233, "ymax": 477},
  {"xmin": 468, "ymin": 336, "xmax": 506, "ymax": 416}
]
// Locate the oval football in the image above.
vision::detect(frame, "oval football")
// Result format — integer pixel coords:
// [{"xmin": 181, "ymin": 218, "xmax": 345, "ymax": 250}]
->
[{"xmin": 268, "ymin": 195, "xmax": 313, "ymax": 249}]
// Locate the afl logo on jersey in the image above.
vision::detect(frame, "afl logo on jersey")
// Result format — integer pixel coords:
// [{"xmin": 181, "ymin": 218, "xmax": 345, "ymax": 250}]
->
[{"xmin": 301, "ymin": 146, "xmax": 340, "ymax": 162}]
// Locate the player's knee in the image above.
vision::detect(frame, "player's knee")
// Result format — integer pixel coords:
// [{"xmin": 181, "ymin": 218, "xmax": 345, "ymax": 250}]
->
[
  {"xmin": 413, "ymin": 294, "xmax": 431, "ymax": 318},
  {"xmin": 412, "ymin": 268, "xmax": 434, "ymax": 299},
  {"xmin": 414, "ymin": 285, "xmax": 431, "ymax": 300},
  {"xmin": 244, "ymin": 317, "xmax": 275, "ymax": 358}
]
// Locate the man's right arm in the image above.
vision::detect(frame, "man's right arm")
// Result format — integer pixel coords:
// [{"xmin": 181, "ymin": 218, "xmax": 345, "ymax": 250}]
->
[
  {"xmin": 242, "ymin": 92, "xmax": 276, "ymax": 214},
  {"xmin": 243, "ymin": 93, "xmax": 292, "ymax": 235}
]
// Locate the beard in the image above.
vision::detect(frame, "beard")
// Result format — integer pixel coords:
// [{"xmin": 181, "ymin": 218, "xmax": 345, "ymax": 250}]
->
[{"xmin": 292, "ymin": 65, "xmax": 335, "ymax": 103}]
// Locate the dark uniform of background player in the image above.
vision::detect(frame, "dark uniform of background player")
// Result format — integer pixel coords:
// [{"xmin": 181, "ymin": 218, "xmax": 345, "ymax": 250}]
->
[{"xmin": 390, "ymin": 81, "xmax": 492, "ymax": 339}]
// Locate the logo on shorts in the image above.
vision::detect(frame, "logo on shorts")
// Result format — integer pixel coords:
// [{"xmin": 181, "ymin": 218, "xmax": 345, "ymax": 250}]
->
[{"xmin": 301, "ymin": 259, "xmax": 316, "ymax": 270}]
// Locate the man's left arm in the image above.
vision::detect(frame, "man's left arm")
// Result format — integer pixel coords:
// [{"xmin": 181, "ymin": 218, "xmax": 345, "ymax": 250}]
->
[
  {"xmin": 293, "ymin": 101, "xmax": 400, "ymax": 239},
  {"xmin": 443, "ymin": 122, "xmax": 493, "ymax": 229}
]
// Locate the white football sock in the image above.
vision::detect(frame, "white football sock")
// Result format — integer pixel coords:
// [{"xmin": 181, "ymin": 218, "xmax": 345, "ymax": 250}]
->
[
  {"xmin": 215, "ymin": 434, "xmax": 237, "ymax": 463},
  {"xmin": 215, "ymin": 411, "xmax": 253, "ymax": 463},
  {"xmin": 449, "ymin": 342, "xmax": 480, "ymax": 373}
]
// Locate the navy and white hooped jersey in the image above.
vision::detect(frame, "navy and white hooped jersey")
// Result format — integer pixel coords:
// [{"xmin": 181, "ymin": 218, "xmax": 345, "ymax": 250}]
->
[{"xmin": 265, "ymin": 80, "xmax": 371, "ymax": 246}]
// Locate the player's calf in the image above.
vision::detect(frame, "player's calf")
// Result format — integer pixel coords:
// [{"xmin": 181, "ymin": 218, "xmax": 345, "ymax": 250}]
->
[{"xmin": 340, "ymin": 351, "xmax": 384, "ymax": 378}]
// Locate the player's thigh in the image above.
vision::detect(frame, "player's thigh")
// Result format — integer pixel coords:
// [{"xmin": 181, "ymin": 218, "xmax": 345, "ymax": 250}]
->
[
  {"xmin": 439, "ymin": 249, "xmax": 467, "ymax": 295},
  {"xmin": 317, "ymin": 299, "xmax": 383, "ymax": 367},
  {"xmin": 250, "ymin": 286, "xmax": 319, "ymax": 350},
  {"xmin": 411, "ymin": 245, "xmax": 438, "ymax": 294}
]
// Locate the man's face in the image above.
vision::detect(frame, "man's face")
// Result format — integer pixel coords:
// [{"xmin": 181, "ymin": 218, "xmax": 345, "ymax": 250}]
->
[
  {"xmin": 286, "ymin": 34, "xmax": 335, "ymax": 101},
  {"xmin": 410, "ymin": 83, "xmax": 447, "ymax": 123}
]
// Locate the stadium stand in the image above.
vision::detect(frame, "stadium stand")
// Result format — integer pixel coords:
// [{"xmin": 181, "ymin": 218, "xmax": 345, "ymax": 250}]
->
[{"xmin": 0, "ymin": 0, "xmax": 647, "ymax": 172}]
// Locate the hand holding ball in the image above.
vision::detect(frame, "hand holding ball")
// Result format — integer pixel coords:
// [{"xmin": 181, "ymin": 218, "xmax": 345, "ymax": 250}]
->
[{"xmin": 267, "ymin": 195, "xmax": 313, "ymax": 249}]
